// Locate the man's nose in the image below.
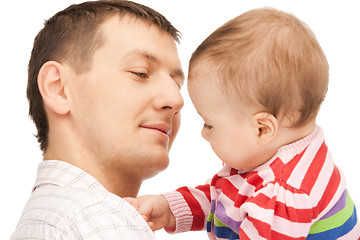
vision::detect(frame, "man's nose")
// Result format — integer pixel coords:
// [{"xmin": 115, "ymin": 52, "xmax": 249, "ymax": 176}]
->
[{"xmin": 154, "ymin": 77, "xmax": 184, "ymax": 114}]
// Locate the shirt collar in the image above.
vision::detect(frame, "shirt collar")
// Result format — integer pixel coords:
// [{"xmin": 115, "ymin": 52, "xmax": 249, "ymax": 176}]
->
[{"xmin": 33, "ymin": 160, "xmax": 107, "ymax": 192}]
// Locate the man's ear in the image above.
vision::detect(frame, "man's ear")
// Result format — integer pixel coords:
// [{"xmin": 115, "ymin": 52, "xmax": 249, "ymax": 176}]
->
[
  {"xmin": 38, "ymin": 61, "xmax": 70, "ymax": 115},
  {"xmin": 253, "ymin": 112, "xmax": 278, "ymax": 145}
]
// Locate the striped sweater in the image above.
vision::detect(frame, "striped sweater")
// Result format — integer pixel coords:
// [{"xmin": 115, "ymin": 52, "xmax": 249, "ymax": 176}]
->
[{"xmin": 163, "ymin": 127, "xmax": 360, "ymax": 239}]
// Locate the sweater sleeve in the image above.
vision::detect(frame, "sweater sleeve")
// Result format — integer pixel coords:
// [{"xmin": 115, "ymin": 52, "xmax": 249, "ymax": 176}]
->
[
  {"xmin": 238, "ymin": 181, "xmax": 314, "ymax": 240},
  {"xmin": 162, "ymin": 184, "xmax": 211, "ymax": 233}
]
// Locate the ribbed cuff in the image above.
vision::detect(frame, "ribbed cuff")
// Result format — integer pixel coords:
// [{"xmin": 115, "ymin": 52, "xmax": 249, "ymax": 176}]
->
[{"xmin": 162, "ymin": 191, "xmax": 194, "ymax": 233}]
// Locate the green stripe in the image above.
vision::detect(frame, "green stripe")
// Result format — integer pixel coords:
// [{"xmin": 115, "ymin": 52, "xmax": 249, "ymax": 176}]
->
[
  {"xmin": 213, "ymin": 215, "xmax": 240, "ymax": 234},
  {"xmin": 209, "ymin": 213, "xmax": 229, "ymax": 228},
  {"xmin": 208, "ymin": 213, "xmax": 236, "ymax": 232},
  {"xmin": 213, "ymin": 215, "xmax": 228, "ymax": 228},
  {"xmin": 309, "ymin": 193, "xmax": 354, "ymax": 234},
  {"xmin": 207, "ymin": 212, "xmax": 214, "ymax": 222}
]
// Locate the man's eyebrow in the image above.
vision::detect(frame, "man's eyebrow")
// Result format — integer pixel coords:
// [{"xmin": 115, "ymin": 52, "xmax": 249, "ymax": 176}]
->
[{"xmin": 124, "ymin": 49, "xmax": 160, "ymax": 63}]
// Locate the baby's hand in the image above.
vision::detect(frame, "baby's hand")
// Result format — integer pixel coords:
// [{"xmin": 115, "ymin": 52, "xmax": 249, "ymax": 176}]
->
[{"xmin": 124, "ymin": 195, "xmax": 175, "ymax": 231}]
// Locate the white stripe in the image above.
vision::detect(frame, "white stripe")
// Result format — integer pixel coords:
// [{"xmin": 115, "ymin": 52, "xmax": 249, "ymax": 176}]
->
[
  {"xmin": 226, "ymin": 174, "xmax": 257, "ymax": 196},
  {"xmin": 241, "ymin": 219, "xmax": 267, "ymax": 240},
  {"xmin": 308, "ymin": 153, "xmax": 335, "ymax": 202},
  {"xmin": 309, "ymin": 157, "xmax": 347, "ymax": 221},
  {"xmin": 241, "ymin": 201, "xmax": 311, "ymax": 238},
  {"xmin": 219, "ymin": 194, "xmax": 243, "ymax": 221},
  {"xmin": 286, "ymin": 135, "xmax": 324, "ymax": 189},
  {"xmin": 257, "ymin": 168, "xmax": 275, "ymax": 186},
  {"xmin": 189, "ymin": 187, "xmax": 211, "ymax": 222},
  {"xmin": 254, "ymin": 182, "xmax": 312, "ymax": 209}
]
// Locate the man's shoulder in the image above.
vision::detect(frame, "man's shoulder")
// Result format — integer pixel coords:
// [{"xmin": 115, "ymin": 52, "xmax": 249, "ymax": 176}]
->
[
  {"xmin": 14, "ymin": 185, "xmax": 134, "ymax": 233},
  {"xmin": 12, "ymin": 185, "xmax": 155, "ymax": 239}
]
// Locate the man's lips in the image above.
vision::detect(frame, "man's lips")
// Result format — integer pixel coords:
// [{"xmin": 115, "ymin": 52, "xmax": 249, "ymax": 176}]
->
[{"xmin": 140, "ymin": 123, "xmax": 171, "ymax": 136}]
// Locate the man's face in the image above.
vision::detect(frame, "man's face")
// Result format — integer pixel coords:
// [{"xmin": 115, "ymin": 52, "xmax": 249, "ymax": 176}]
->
[{"xmin": 68, "ymin": 16, "xmax": 184, "ymax": 180}]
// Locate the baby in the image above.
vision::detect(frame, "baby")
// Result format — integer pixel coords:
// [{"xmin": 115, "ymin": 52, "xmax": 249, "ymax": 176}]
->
[{"xmin": 127, "ymin": 8, "xmax": 360, "ymax": 239}]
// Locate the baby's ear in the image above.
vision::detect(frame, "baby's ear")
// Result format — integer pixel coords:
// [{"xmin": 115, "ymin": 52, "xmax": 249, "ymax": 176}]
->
[
  {"xmin": 253, "ymin": 112, "xmax": 278, "ymax": 145},
  {"xmin": 37, "ymin": 61, "xmax": 70, "ymax": 115}
]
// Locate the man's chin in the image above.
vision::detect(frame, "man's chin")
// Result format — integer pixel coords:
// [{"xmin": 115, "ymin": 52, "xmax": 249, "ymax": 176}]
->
[{"xmin": 142, "ymin": 155, "xmax": 170, "ymax": 179}]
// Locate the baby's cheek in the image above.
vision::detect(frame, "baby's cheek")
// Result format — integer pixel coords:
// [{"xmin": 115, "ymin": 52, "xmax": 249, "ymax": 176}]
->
[{"xmin": 211, "ymin": 142, "xmax": 238, "ymax": 167}]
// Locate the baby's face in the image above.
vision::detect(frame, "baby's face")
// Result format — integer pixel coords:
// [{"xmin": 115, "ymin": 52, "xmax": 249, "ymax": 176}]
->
[{"xmin": 187, "ymin": 77, "xmax": 268, "ymax": 172}]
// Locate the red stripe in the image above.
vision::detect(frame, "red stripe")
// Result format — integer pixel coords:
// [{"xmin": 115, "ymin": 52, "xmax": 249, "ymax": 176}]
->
[
  {"xmin": 195, "ymin": 184, "xmax": 211, "ymax": 202},
  {"xmin": 247, "ymin": 216, "xmax": 306, "ymax": 240},
  {"xmin": 176, "ymin": 187, "xmax": 205, "ymax": 230},
  {"xmin": 282, "ymin": 147, "xmax": 307, "ymax": 182},
  {"xmin": 239, "ymin": 228, "xmax": 251, "ymax": 240},
  {"xmin": 246, "ymin": 216, "xmax": 271, "ymax": 239},
  {"xmin": 234, "ymin": 193, "xmax": 250, "ymax": 208},
  {"xmin": 312, "ymin": 166, "xmax": 341, "ymax": 216},
  {"xmin": 270, "ymin": 158, "xmax": 285, "ymax": 179},
  {"xmin": 212, "ymin": 170, "xmax": 265, "ymax": 206},
  {"xmin": 239, "ymin": 171, "xmax": 264, "ymax": 191},
  {"xmin": 213, "ymin": 176, "xmax": 255, "ymax": 208},
  {"xmin": 210, "ymin": 174, "xmax": 219, "ymax": 186},
  {"xmin": 215, "ymin": 177, "xmax": 239, "ymax": 202},
  {"xmin": 214, "ymin": 177, "xmax": 258, "ymax": 207},
  {"xmin": 248, "ymin": 191, "xmax": 313, "ymax": 223},
  {"xmin": 270, "ymin": 147, "xmax": 307, "ymax": 183},
  {"xmin": 230, "ymin": 168, "xmax": 238, "ymax": 175},
  {"xmin": 300, "ymin": 142, "xmax": 327, "ymax": 194},
  {"xmin": 270, "ymin": 228, "xmax": 306, "ymax": 240}
]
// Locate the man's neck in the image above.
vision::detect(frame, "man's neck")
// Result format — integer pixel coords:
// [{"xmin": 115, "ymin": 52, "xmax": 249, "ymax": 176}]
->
[
  {"xmin": 97, "ymin": 166, "xmax": 142, "ymax": 197},
  {"xmin": 43, "ymin": 151, "xmax": 142, "ymax": 198}
]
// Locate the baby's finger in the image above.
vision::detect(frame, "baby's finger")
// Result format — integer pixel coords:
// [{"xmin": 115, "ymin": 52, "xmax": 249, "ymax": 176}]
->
[
  {"xmin": 148, "ymin": 221, "xmax": 156, "ymax": 231},
  {"xmin": 138, "ymin": 199, "xmax": 154, "ymax": 216},
  {"xmin": 141, "ymin": 214, "xmax": 150, "ymax": 222},
  {"xmin": 123, "ymin": 197, "xmax": 139, "ymax": 210}
]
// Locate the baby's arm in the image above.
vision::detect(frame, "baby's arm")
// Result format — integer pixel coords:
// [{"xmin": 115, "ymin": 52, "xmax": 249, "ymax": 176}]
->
[
  {"xmin": 125, "ymin": 195, "xmax": 176, "ymax": 231},
  {"xmin": 126, "ymin": 183, "xmax": 211, "ymax": 233}
]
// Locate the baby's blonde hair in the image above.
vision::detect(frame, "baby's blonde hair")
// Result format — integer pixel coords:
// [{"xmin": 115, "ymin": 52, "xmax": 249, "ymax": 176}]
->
[{"xmin": 189, "ymin": 8, "xmax": 329, "ymax": 127}]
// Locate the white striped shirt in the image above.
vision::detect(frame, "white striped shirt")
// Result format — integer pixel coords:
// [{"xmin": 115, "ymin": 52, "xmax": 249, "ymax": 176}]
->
[{"xmin": 11, "ymin": 160, "xmax": 156, "ymax": 240}]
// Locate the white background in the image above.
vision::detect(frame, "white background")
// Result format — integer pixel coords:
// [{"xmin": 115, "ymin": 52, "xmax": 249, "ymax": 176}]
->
[{"xmin": 1, "ymin": 1, "xmax": 359, "ymax": 239}]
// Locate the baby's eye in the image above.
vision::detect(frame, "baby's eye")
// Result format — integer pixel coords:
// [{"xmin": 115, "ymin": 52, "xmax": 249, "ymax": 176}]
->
[
  {"xmin": 203, "ymin": 123, "xmax": 213, "ymax": 130},
  {"xmin": 131, "ymin": 72, "xmax": 148, "ymax": 79}
]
